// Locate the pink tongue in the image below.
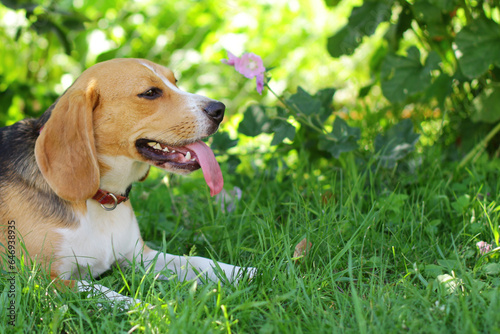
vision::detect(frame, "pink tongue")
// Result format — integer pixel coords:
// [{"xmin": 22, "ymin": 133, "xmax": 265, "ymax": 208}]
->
[{"xmin": 186, "ymin": 141, "xmax": 224, "ymax": 196}]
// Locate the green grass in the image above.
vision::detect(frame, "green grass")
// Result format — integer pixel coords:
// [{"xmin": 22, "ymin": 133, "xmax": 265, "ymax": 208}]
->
[{"xmin": 2, "ymin": 148, "xmax": 500, "ymax": 333}]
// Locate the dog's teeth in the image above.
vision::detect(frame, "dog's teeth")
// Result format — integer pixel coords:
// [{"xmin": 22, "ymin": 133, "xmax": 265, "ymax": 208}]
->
[
  {"xmin": 153, "ymin": 143, "xmax": 162, "ymax": 150},
  {"xmin": 147, "ymin": 142, "xmax": 156, "ymax": 147},
  {"xmin": 162, "ymin": 147, "xmax": 170, "ymax": 152},
  {"xmin": 171, "ymin": 150, "xmax": 176, "ymax": 153},
  {"xmin": 191, "ymin": 158, "xmax": 196, "ymax": 162},
  {"xmin": 185, "ymin": 152, "xmax": 191, "ymax": 160}
]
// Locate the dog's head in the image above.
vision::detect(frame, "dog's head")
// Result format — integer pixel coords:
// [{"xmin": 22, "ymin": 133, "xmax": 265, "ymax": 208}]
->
[{"xmin": 35, "ymin": 58, "xmax": 224, "ymax": 201}]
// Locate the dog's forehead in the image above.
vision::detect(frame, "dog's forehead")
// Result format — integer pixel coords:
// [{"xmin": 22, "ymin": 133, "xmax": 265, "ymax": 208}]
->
[
  {"xmin": 137, "ymin": 60, "xmax": 178, "ymax": 88},
  {"xmin": 79, "ymin": 59, "xmax": 176, "ymax": 88}
]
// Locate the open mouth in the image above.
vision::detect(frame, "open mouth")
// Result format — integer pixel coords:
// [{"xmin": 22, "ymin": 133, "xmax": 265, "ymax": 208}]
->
[
  {"xmin": 135, "ymin": 138, "xmax": 200, "ymax": 172},
  {"xmin": 135, "ymin": 138, "xmax": 224, "ymax": 196}
]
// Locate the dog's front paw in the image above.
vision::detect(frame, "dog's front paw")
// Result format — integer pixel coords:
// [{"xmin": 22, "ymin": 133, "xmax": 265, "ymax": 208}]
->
[
  {"xmin": 77, "ymin": 280, "xmax": 141, "ymax": 310},
  {"xmin": 231, "ymin": 266, "xmax": 257, "ymax": 285}
]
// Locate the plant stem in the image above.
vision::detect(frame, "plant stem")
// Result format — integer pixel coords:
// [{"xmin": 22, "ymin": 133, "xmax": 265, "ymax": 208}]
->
[
  {"xmin": 265, "ymin": 82, "xmax": 325, "ymax": 134},
  {"xmin": 459, "ymin": 0, "xmax": 473, "ymax": 25},
  {"xmin": 458, "ymin": 122, "xmax": 500, "ymax": 169}
]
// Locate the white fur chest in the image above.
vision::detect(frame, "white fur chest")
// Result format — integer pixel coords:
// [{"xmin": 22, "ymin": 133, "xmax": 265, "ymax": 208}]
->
[{"xmin": 56, "ymin": 200, "xmax": 142, "ymax": 279}]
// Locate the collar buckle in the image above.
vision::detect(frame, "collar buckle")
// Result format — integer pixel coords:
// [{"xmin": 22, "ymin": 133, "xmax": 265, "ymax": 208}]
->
[{"xmin": 92, "ymin": 189, "xmax": 128, "ymax": 211}]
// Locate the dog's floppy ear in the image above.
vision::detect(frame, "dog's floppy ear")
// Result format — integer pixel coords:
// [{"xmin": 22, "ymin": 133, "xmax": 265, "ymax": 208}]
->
[{"xmin": 35, "ymin": 84, "xmax": 100, "ymax": 202}]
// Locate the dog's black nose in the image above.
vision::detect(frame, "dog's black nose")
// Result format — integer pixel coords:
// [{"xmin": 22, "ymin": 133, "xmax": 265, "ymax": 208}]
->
[{"xmin": 203, "ymin": 101, "xmax": 225, "ymax": 124}]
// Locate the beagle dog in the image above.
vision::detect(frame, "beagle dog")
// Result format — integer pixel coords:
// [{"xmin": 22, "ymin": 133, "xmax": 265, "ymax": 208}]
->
[{"xmin": 0, "ymin": 58, "xmax": 254, "ymax": 305}]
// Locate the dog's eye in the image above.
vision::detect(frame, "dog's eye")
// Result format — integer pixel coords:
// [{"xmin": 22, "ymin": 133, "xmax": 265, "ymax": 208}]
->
[{"xmin": 139, "ymin": 88, "xmax": 162, "ymax": 100}]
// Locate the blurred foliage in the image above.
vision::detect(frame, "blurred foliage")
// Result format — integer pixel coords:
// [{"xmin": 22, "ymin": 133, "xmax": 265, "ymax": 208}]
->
[
  {"xmin": 0, "ymin": 0, "xmax": 344, "ymax": 125},
  {"xmin": 327, "ymin": 0, "xmax": 500, "ymax": 157},
  {"xmin": 235, "ymin": 0, "xmax": 500, "ymax": 179},
  {"xmin": 235, "ymin": 80, "xmax": 420, "ymax": 179}
]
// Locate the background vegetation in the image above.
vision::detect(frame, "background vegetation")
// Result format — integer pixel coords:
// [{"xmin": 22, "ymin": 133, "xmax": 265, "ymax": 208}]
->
[{"xmin": 1, "ymin": 0, "xmax": 500, "ymax": 332}]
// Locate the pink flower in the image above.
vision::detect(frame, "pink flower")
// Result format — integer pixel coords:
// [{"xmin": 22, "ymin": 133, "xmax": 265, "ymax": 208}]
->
[
  {"xmin": 221, "ymin": 51, "xmax": 239, "ymax": 66},
  {"xmin": 234, "ymin": 53, "xmax": 265, "ymax": 79},
  {"xmin": 222, "ymin": 51, "xmax": 266, "ymax": 94},
  {"xmin": 215, "ymin": 186, "xmax": 242, "ymax": 213},
  {"xmin": 477, "ymin": 241, "xmax": 492, "ymax": 255},
  {"xmin": 255, "ymin": 73, "xmax": 264, "ymax": 94}
]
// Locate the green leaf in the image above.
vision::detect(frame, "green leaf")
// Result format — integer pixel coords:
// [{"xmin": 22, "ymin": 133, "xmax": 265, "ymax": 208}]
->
[
  {"xmin": 378, "ymin": 193, "xmax": 409, "ymax": 214},
  {"xmin": 374, "ymin": 119, "xmax": 420, "ymax": 168},
  {"xmin": 286, "ymin": 87, "xmax": 322, "ymax": 116},
  {"xmin": 314, "ymin": 88, "xmax": 336, "ymax": 123},
  {"xmin": 412, "ymin": 1, "xmax": 449, "ymax": 39},
  {"xmin": 238, "ymin": 105, "xmax": 272, "ymax": 137},
  {"xmin": 381, "ymin": 47, "xmax": 440, "ymax": 103},
  {"xmin": 1, "ymin": 0, "xmax": 35, "ymax": 10},
  {"xmin": 451, "ymin": 194, "xmax": 470, "ymax": 214},
  {"xmin": 425, "ymin": 73, "xmax": 452, "ymax": 110},
  {"xmin": 61, "ymin": 13, "xmax": 89, "ymax": 31},
  {"xmin": 271, "ymin": 121, "xmax": 296, "ymax": 146},
  {"xmin": 270, "ymin": 107, "xmax": 296, "ymax": 146},
  {"xmin": 483, "ymin": 263, "xmax": 500, "ymax": 275},
  {"xmin": 226, "ymin": 155, "xmax": 241, "ymax": 175},
  {"xmin": 323, "ymin": 0, "xmax": 341, "ymax": 7},
  {"xmin": 315, "ymin": 88, "xmax": 336, "ymax": 111},
  {"xmin": 424, "ymin": 264, "xmax": 444, "ymax": 278},
  {"xmin": 327, "ymin": 0, "xmax": 393, "ymax": 57},
  {"xmin": 472, "ymin": 85, "xmax": 500, "ymax": 124},
  {"xmin": 455, "ymin": 18, "xmax": 500, "ymax": 79},
  {"xmin": 369, "ymin": 44, "xmax": 389, "ymax": 74},
  {"xmin": 210, "ymin": 132, "xmax": 238, "ymax": 152},
  {"xmin": 359, "ymin": 84, "xmax": 374, "ymax": 98},
  {"xmin": 384, "ymin": 3, "xmax": 412, "ymax": 52},
  {"xmin": 437, "ymin": 259, "xmax": 460, "ymax": 271},
  {"xmin": 428, "ymin": 0, "xmax": 459, "ymax": 11},
  {"xmin": 413, "ymin": 1, "xmax": 443, "ymax": 24},
  {"xmin": 96, "ymin": 48, "xmax": 121, "ymax": 63},
  {"xmin": 425, "ymin": 219, "xmax": 442, "ymax": 236},
  {"xmin": 318, "ymin": 117, "xmax": 360, "ymax": 158}
]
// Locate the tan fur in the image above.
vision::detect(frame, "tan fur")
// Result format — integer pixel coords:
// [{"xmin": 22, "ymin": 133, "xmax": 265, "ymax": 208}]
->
[
  {"xmin": 35, "ymin": 86, "xmax": 100, "ymax": 202},
  {"xmin": 0, "ymin": 184, "xmax": 76, "ymax": 274}
]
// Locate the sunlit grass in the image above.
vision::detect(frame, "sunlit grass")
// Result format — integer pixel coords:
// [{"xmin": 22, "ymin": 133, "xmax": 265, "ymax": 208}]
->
[{"xmin": 2, "ymin": 148, "xmax": 500, "ymax": 332}]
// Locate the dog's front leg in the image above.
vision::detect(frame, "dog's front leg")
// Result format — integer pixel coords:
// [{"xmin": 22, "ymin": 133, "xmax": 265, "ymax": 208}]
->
[
  {"xmin": 76, "ymin": 280, "xmax": 140, "ymax": 308},
  {"xmin": 142, "ymin": 249, "xmax": 256, "ymax": 284}
]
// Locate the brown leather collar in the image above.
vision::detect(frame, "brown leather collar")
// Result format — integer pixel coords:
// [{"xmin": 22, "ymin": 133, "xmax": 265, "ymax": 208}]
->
[{"xmin": 92, "ymin": 189, "xmax": 128, "ymax": 211}]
